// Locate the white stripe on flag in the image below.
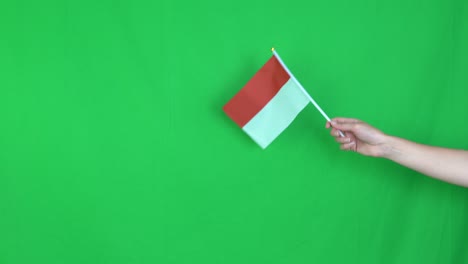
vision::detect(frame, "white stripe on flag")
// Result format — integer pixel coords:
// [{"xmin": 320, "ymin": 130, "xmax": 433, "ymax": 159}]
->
[{"xmin": 242, "ymin": 78, "xmax": 309, "ymax": 149}]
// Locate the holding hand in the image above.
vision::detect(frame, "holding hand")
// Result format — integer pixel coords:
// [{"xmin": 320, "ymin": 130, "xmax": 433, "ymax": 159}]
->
[
  {"xmin": 326, "ymin": 118, "xmax": 388, "ymax": 157},
  {"xmin": 326, "ymin": 117, "xmax": 468, "ymax": 187}
]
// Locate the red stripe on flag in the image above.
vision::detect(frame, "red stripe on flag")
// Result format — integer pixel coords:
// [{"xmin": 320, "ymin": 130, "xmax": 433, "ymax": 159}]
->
[{"xmin": 223, "ymin": 56, "xmax": 290, "ymax": 127}]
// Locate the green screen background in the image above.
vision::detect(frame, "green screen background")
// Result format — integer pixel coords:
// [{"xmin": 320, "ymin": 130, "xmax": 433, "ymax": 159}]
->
[{"xmin": 1, "ymin": 0, "xmax": 468, "ymax": 263}]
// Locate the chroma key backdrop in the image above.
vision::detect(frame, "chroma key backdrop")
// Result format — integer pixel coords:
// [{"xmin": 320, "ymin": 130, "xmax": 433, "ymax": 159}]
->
[{"xmin": 1, "ymin": 0, "xmax": 468, "ymax": 264}]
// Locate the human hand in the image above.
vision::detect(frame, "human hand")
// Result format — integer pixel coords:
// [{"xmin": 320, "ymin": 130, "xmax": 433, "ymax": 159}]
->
[{"xmin": 325, "ymin": 118, "xmax": 389, "ymax": 157}]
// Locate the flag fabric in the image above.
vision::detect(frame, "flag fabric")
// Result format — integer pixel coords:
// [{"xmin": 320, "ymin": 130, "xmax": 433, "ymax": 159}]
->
[{"xmin": 223, "ymin": 55, "xmax": 309, "ymax": 149}]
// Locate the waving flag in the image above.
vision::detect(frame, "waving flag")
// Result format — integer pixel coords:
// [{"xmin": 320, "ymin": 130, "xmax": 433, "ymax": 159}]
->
[
  {"xmin": 223, "ymin": 49, "xmax": 341, "ymax": 149},
  {"xmin": 223, "ymin": 51, "xmax": 312, "ymax": 148}
]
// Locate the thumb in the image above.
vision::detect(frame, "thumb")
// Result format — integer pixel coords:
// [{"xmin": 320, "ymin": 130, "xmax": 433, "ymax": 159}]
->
[{"xmin": 331, "ymin": 121, "xmax": 358, "ymax": 133}]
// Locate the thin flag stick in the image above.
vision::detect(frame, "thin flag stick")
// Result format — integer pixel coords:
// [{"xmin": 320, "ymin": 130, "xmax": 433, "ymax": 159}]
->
[{"xmin": 271, "ymin": 48, "xmax": 345, "ymax": 137}]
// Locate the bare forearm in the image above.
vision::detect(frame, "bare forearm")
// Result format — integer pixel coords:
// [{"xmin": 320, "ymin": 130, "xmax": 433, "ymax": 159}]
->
[{"xmin": 381, "ymin": 136, "xmax": 468, "ymax": 187}]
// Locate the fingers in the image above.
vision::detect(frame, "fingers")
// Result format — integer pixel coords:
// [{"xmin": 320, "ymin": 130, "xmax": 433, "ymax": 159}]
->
[
  {"xmin": 327, "ymin": 126, "xmax": 357, "ymax": 151},
  {"xmin": 331, "ymin": 117, "xmax": 360, "ymax": 124},
  {"xmin": 329, "ymin": 126, "xmax": 351, "ymax": 139},
  {"xmin": 326, "ymin": 118, "xmax": 361, "ymax": 152},
  {"xmin": 335, "ymin": 136, "xmax": 352, "ymax": 144},
  {"xmin": 329, "ymin": 118, "xmax": 362, "ymax": 133},
  {"xmin": 330, "ymin": 127, "xmax": 337, "ymax": 136},
  {"xmin": 330, "ymin": 122, "xmax": 356, "ymax": 132},
  {"xmin": 331, "ymin": 128, "xmax": 355, "ymax": 144},
  {"xmin": 326, "ymin": 119, "xmax": 358, "ymax": 128},
  {"xmin": 340, "ymin": 141, "xmax": 356, "ymax": 151}
]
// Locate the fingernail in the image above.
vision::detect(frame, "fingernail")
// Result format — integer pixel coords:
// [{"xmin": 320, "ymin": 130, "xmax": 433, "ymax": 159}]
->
[{"xmin": 331, "ymin": 121, "xmax": 337, "ymax": 125}]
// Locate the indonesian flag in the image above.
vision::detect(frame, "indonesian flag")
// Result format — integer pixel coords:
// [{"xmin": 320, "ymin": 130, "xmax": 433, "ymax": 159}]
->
[{"xmin": 223, "ymin": 55, "xmax": 310, "ymax": 149}]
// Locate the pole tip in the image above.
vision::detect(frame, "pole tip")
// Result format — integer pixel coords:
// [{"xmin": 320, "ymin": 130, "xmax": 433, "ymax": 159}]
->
[{"xmin": 271, "ymin": 47, "xmax": 275, "ymax": 52}]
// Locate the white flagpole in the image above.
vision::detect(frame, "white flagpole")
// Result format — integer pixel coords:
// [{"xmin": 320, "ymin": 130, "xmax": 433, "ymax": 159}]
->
[{"xmin": 271, "ymin": 48, "xmax": 345, "ymax": 137}]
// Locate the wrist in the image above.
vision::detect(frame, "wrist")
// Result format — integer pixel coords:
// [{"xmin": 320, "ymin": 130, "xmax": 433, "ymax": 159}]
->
[{"xmin": 379, "ymin": 135, "xmax": 403, "ymax": 159}]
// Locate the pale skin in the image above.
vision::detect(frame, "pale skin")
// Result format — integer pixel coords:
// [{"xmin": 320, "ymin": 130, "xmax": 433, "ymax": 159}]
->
[{"xmin": 326, "ymin": 117, "xmax": 468, "ymax": 187}]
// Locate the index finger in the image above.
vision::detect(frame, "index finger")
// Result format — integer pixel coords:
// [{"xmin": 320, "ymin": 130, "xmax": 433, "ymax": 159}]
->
[{"xmin": 331, "ymin": 117, "xmax": 361, "ymax": 124}]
